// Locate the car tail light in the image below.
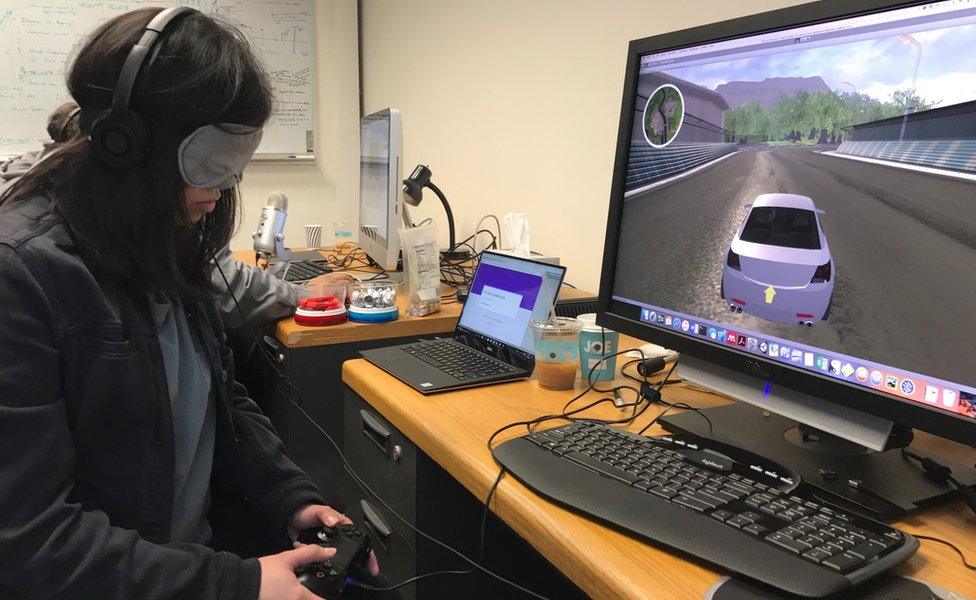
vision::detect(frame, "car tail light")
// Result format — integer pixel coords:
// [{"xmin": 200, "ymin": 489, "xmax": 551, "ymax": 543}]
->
[
  {"xmin": 811, "ymin": 260, "xmax": 831, "ymax": 283},
  {"xmin": 726, "ymin": 249, "xmax": 741, "ymax": 271}
]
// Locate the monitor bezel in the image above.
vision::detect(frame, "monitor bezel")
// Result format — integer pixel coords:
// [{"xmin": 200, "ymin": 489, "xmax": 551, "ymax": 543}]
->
[
  {"xmin": 597, "ymin": 0, "xmax": 976, "ymax": 447},
  {"xmin": 358, "ymin": 107, "xmax": 403, "ymax": 271}
]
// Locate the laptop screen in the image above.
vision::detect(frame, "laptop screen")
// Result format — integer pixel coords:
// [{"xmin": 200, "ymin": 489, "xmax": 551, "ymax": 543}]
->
[{"xmin": 458, "ymin": 252, "xmax": 566, "ymax": 354}]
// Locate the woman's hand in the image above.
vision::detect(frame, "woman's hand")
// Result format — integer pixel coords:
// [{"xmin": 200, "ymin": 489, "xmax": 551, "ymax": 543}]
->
[
  {"xmin": 258, "ymin": 544, "xmax": 334, "ymax": 600},
  {"xmin": 288, "ymin": 504, "xmax": 380, "ymax": 576}
]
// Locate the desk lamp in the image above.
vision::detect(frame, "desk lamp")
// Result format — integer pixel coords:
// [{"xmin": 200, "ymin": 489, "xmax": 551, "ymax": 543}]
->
[{"xmin": 402, "ymin": 164, "xmax": 470, "ymax": 260}]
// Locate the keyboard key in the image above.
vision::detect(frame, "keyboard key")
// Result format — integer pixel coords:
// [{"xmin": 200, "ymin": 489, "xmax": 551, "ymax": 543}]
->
[
  {"xmin": 822, "ymin": 552, "xmax": 864, "ymax": 573},
  {"xmin": 743, "ymin": 523, "xmax": 767, "ymax": 536},
  {"xmin": 870, "ymin": 536, "xmax": 898, "ymax": 549},
  {"xmin": 564, "ymin": 452, "xmax": 639, "ymax": 485},
  {"xmin": 744, "ymin": 495, "xmax": 764, "ymax": 508},
  {"xmin": 633, "ymin": 480, "xmax": 652, "ymax": 492},
  {"xmin": 822, "ymin": 542, "xmax": 846, "ymax": 555},
  {"xmin": 801, "ymin": 548, "xmax": 832, "ymax": 564},
  {"xmin": 689, "ymin": 490, "xmax": 726, "ymax": 509},
  {"xmin": 726, "ymin": 515, "xmax": 752, "ymax": 529},
  {"xmin": 767, "ymin": 532, "xmax": 813, "ymax": 554},
  {"xmin": 847, "ymin": 540, "xmax": 887, "ymax": 561},
  {"xmin": 650, "ymin": 485, "xmax": 680, "ymax": 500},
  {"xmin": 710, "ymin": 509, "xmax": 733, "ymax": 522},
  {"xmin": 674, "ymin": 494, "xmax": 713, "ymax": 512},
  {"xmin": 794, "ymin": 522, "xmax": 817, "ymax": 535}
]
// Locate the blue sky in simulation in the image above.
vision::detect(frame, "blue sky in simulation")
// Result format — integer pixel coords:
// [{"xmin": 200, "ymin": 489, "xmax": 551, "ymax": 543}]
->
[{"xmin": 664, "ymin": 23, "xmax": 976, "ymax": 108}]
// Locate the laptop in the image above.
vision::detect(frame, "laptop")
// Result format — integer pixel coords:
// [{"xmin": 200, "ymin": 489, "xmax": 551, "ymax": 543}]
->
[{"xmin": 360, "ymin": 251, "xmax": 567, "ymax": 394}]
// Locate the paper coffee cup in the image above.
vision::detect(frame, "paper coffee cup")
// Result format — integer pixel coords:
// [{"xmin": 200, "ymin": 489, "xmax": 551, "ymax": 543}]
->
[
  {"xmin": 577, "ymin": 313, "xmax": 619, "ymax": 382},
  {"xmin": 305, "ymin": 224, "xmax": 323, "ymax": 250}
]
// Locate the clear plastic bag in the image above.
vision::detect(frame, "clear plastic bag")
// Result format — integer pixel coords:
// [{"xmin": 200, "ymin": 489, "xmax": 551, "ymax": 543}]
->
[{"xmin": 399, "ymin": 223, "xmax": 441, "ymax": 316}]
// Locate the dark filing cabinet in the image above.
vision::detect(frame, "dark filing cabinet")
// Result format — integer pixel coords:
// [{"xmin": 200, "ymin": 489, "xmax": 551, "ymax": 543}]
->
[{"xmin": 342, "ymin": 387, "xmax": 590, "ymax": 600}]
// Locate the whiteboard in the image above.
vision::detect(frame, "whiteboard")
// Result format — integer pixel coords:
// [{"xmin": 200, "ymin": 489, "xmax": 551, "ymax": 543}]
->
[{"xmin": 0, "ymin": 0, "xmax": 315, "ymax": 159}]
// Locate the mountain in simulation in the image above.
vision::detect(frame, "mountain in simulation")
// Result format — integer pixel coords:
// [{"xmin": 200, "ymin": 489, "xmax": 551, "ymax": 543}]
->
[{"xmin": 716, "ymin": 76, "xmax": 831, "ymax": 108}]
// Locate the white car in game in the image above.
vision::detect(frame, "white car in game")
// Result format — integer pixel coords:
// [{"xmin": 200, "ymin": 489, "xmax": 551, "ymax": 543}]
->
[{"xmin": 721, "ymin": 193, "xmax": 833, "ymax": 326}]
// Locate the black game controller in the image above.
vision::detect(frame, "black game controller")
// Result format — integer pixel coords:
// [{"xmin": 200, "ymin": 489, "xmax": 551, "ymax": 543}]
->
[{"xmin": 294, "ymin": 524, "xmax": 373, "ymax": 598}]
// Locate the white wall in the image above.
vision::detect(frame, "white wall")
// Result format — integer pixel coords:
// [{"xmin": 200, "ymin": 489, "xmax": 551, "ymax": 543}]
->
[
  {"xmin": 232, "ymin": 0, "xmax": 361, "ymax": 253},
  {"xmin": 359, "ymin": 0, "xmax": 808, "ymax": 292}
]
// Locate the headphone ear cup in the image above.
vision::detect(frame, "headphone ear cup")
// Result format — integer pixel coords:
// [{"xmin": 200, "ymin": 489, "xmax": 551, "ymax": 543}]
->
[{"xmin": 89, "ymin": 110, "xmax": 150, "ymax": 169}]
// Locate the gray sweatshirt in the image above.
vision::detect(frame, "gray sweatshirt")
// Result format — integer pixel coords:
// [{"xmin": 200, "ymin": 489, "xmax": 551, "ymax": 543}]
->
[
  {"xmin": 210, "ymin": 245, "xmax": 308, "ymax": 328},
  {"xmin": 0, "ymin": 150, "xmax": 45, "ymax": 194}
]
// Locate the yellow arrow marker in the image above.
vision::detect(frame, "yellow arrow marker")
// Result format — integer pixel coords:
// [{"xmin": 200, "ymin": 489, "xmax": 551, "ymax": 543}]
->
[{"xmin": 764, "ymin": 286, "xmax": 776, "ymax": 304}]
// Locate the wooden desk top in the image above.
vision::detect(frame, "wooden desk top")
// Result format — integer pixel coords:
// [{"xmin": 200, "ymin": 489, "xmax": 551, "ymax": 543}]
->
[
  {"xmin": 342, "ymin": 336, "xmax": 976, "ymax": 598},
  {"xmin": 232, "ymin": 246, "xmax": 595, "ymax": 349}
]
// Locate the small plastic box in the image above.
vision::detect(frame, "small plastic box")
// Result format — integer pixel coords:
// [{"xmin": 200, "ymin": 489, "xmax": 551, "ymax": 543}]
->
[
  {"xmin": 348, "ymin": 281, "xmax": 400, "ymax": 323},
  {"xmin": 295, "ymin": 283, "xmax": 348, "ymax": 326}
]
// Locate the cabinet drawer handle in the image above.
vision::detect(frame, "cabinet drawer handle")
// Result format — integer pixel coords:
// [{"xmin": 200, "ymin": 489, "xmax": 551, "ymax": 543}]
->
[
  {"xmin": 261, "ymin": 335, "xmax": 285, "ymax": 364},
  {"xmin": 360, "ymin": 409, "xmax": 391, "ymax": 456},
  {"xmin": 360, "ymin": 499, "xmax": 392, "ymax": 539}
]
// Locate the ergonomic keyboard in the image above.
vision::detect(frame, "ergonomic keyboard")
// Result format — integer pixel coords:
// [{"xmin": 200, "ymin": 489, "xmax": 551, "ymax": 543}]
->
[
  {"xmin": 493, "ymin": 421, "xmax": 917, "ymax": 598},
  {"xmin": 403, "ymin": 340, "xmax": 519, "ymax": 381},
  {"xmin": 281, "ymin": 259, "xmax": 333, "ymax": 282}
]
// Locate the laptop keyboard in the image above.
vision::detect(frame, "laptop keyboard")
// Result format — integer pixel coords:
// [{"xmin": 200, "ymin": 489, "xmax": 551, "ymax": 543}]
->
[{"xmin": 404, "ymin": 340, "xmax": 521, "ymax": 381}]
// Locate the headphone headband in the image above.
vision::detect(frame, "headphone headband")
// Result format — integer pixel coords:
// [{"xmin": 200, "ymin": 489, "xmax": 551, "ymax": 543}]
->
[
  {"xmin": 90, "ymin": 6, "xmax": 196, "ymax": 169},
  {"xmin": 110, "ymin": 6, "xmax": 195, "ymax": 117}
]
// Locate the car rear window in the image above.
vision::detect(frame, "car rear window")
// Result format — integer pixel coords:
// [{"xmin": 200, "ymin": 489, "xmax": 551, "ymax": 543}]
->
[{"xmin": 740, "ymin": 207, "xmax": 821, "ymax": 250}]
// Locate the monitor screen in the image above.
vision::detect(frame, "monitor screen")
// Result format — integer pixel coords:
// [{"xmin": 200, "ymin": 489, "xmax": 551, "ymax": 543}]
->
[
  {"xmin": 360, "ymin": 114, "xmax": 391, "ymax": 244},
  {"xmin": 459, "ymin": 252, "xmax": 566, "ymax": 353},
  {"xmin": 609, "ymin": 1, "xmax": 976, "ymax": 423}
]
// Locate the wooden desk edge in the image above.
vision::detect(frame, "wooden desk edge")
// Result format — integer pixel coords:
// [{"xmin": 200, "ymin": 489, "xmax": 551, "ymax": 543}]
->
[
  {"xmin": 340, "ymin": 359, "xmax": 976, "ymax": 598},
  {"xmin": 341, "ymin": 359, "xmax": 720, "ymax": 599}
]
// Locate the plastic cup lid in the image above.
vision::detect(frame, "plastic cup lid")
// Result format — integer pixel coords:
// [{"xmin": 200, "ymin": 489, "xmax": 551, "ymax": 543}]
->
[
  {"xmin": 577, "ymin": 312, "xmax": 613, "ymax": 333},
  {"xmin": 530, "ymin": 316, "xmax": 582, "ymax": 334}
]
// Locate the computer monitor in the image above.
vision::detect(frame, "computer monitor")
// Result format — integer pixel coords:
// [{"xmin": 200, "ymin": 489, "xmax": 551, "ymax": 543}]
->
[
  {"xmin": 359, "ymin": 108, "xmax": 409, "ymax": 270},
  {"xmin": 599, "ymin": 0, "xmax": 976, "ymax": 516}
]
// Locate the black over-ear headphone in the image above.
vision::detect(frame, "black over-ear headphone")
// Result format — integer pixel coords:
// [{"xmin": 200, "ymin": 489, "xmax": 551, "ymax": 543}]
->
[{"xmin": 89, "ymin": 7, "xmax": 194, "ymax": 169}]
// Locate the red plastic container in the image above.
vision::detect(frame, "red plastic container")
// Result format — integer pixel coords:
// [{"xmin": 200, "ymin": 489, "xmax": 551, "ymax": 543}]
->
[{"xmin": 294, "ymin": 295, "xmax": 347, "ymax": 326}]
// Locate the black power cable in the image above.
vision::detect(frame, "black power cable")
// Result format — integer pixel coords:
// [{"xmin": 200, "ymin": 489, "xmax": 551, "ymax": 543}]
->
[
  {"xmin": 912, "ymin": 535, "xmax": 976, "ymax": 572},
  {"xmin": 901, "ymin": 448, "xmax": 976, "ymax": 516},
  {"xmin": 353, "ymin": 468, "xmax": 508, "ymax": 594}
]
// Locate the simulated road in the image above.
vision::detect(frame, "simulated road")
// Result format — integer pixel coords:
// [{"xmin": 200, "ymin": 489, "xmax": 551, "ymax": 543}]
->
[{"xmin": 615, "ymin": 146, "xmax": 976, "ymax": 385}]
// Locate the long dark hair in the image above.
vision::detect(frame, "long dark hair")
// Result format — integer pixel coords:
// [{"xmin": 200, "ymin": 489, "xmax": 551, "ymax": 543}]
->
[{"xmin": 0, "ymin": 7, "xmax": 272, "ymax": 298}]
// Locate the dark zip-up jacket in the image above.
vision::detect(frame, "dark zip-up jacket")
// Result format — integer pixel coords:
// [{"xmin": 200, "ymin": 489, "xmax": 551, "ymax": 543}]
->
[{"xmin": 0, "ymin": 195, "xmax": 324, "ymax": 599}]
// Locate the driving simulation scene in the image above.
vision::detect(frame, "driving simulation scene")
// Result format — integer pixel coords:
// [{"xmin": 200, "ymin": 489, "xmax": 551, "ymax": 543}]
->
[{"xmin": 613, "ymin": 10, "xmax": 976, "ymax": 392}]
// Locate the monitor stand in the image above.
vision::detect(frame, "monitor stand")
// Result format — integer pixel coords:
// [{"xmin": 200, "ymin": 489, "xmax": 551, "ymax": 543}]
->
[{"xmin": 660, "ymin": 403, "xmax": 976, "ymax": 522}]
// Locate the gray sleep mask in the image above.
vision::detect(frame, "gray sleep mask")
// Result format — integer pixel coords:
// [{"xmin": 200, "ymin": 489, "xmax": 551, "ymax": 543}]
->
[{"xmin": 178, "ymin": 123, "xmax": 263, "ymax": 189}]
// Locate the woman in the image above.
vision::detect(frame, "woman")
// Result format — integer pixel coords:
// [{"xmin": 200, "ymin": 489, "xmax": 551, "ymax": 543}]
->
[{"xmin": 0, "ymin": 8, "xmax": 384, "ymax": 599}]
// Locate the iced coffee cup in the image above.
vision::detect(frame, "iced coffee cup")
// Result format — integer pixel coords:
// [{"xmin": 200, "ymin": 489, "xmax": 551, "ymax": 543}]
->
[{"xmin": 530, "ymin": 317, "xmax": 583, "ymax": 390}]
